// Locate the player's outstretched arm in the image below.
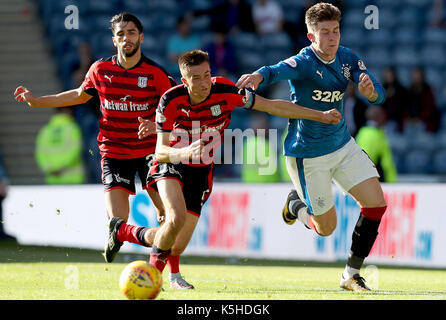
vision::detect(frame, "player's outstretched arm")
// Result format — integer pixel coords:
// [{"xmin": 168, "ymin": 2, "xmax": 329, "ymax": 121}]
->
[
  {"xmin": 155, "ymin": 132, "xmax": 204, "ymax": 163},
  {"xmin": 14, "ymin": 86, "xmax": 92, "ymax": 108},
  {"xmin": 252, "ymin": 94, "xmax": 341, "ymax": 124},
  {"xmin": 235, "ymin": 72, "xmax": 264, "ymax": 90}
]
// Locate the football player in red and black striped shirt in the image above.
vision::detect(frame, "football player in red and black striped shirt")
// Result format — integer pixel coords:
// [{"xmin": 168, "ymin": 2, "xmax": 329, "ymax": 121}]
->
[
  {"xmin": 14, "ymin": 13, "xmax": 192, "ymax": 289},
  {"xmin": 144, "ymin": 49, "xmax": 341, "ymax": 273}
]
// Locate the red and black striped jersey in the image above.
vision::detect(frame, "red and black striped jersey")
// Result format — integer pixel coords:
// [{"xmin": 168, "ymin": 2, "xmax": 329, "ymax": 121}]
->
[
  {"xmin": 156, "ymin": 76, "xmax": 254, "ymax": 166},
  {"xmin": 81, "ymin": 54, "xmax": 175, "ymax": 159}
]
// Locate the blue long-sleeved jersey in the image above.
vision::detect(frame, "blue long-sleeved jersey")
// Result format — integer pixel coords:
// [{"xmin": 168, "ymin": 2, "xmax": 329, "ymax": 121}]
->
[{"xmin": 256, "ymin": 45, "xmax": 386, "ymax": 158}]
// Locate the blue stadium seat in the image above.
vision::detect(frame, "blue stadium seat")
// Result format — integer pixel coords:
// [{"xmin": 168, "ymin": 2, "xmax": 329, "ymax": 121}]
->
[
  {"xmin": 260, "ymin": 32, "xmax": 292, "ymax": 51},
  {"xmin": 394, "ymin": 27, "xmax": 419, "ymax": 46},
  {"xmin": 236, "ymin": 50, "xmax": 265, "ymax": 74},
  {"xmin": 281, "ymin": 1, "xmax": 302, "ymax": 23},
  {"xmin": 51, "ymin": 32, "xmax": 86, "ymax": 58},
  {"xmin": 392, "ymin": 46, "xmax": 419, "ymax": 67},
  {"xmin": 387, "ymin": 131, "xmax": 409, "ymax": 154},
  {"xmin": 391, "ymin": 150, "xmax": 406, "ymax": 174},
  {"xmin": 366, "ymin": 29, "xmax": 393, "ymax": 48},
  {"xmin": 48, "ymin": 14, "xmax": 71, "ymax": 38},
  {"xmin": 378, "ymin": 8, "xmax": 398, "ymax": 30},
  {"xmin": 441, "ymin": 113, "xmax": 446, "ymax": 129},
  {"xmin": 345, "ymin": 0, "xmax": 369, "ymax": 9},
  {"xmin": 435, "ymin": 130, "xmax": 446, "ymax": 149},
  {"xmin": 87, "ymin": 14, "xmax": 113, "ymax": 32},
  {"xmin": 363, "ymin": 47, "xmax": 390, "ymax": 68},
  {"xmin": 425, "ymin": 68, "xmax": 444, "ymax": 92},
  {"xmin": 140, "ymin": 34, "xmax": 164, "ymax": 56},
  {"xmin": 121, "ymin": 0, "xmax": 149, "ymax": 13},
  {"xmin": 87, "ymin": 0, "xmax": 120, "ymax": 14},
  {"xmin": 403, "ymin": 121, "xmax": 427, "ymax": 139},
  {"xmin": 343, "ymin": 10, "xmax": 365, "ymax": 28},
  {"xmin": 385, "ymin": 120, "xmax": 399, "ymax": 135},
  {"xmin": 60, "ymin": 51, "xmax": 79, "ymax": 80},
  {"xmin": 264, "ymin": 49, "xmax": 292, "ymax": 66},
  {"xmin": 89, "ymin": 32, "xmax": 115, "ymax": 59},
  {"xmin": 404, "ymin": 149, "xmax": 432, "ymax": 174},
  {"xmin": 438, "ymin": 90, "xmax": 446, "ymax": 112},
  {"xmin": 420, "ymin": 45, "xmax": 446, "ymax": 67},
  {"xmin": 398, "ymin": 7, "xmax": 424, "ymax": 27},
  {"xmin": 341, "ymin": 28, "xmax": 366, "ymax": 50},
  {"xmin": 432, "ymin": 149, "xmax": 446, "ymax": 174},
  {"xmin": 374, "ymin": 0, "xmax": 402, "ymax": 9},
  {"xmin": 407, "ymin": 0, "xmax": 434, "ymax": 10},
  {"xmin": 190, "ymin": 15, "xmax": 211, "ymax": 33},
  {"xmin": 423, "ymin": 28, "xmax": 446, "ymax": 45},
  {"xmin": 408, "ymin": 131, "xmax": 436, "ymax": 152},
  {"xmin": 229, "ymin": 32, "xmax": 259, "ymax": 51},
  {"xmin": 396, "ymin": 66, "xmax": 412, "ymax": 87},
  {"xmin": 149, "ymin": 12, "xmax": 178, "ymax": 32},
  {"xmin": 137, "ymin": 15, "xmax": 153, "ymax": 32},
  {"xmin": 147, "ymin": 0, "xmax": 178, "ymax": 11}
]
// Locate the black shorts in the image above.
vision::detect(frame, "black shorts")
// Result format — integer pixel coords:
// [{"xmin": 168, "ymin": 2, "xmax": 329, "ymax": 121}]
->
[
  {"xmin": 147, "ymin": 161, "xmax": 214, "ymax": 216},
  {"xmin": 101, "ymin": 154, "xmax": 157, "ymax": 194}
]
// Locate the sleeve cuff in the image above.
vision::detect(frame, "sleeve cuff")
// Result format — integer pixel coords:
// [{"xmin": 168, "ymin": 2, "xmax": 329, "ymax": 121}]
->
[{"xmin": 240, "ymin": 88, "xmax": 256, "ymax": 109}]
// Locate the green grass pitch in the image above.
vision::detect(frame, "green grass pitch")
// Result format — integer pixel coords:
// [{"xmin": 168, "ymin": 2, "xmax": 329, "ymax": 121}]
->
[{"xmin": 1, "ymin": 241, "xmax": 445, "ymax": 300}]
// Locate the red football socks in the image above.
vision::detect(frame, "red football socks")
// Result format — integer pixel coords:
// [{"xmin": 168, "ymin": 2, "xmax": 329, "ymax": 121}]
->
[
  {"xmin": 167, "ymin": 255, "xmax": 180, "ymax": 274},
  {"xmin": 149, "ymin": 246, "xmax": 171, "ymax": 272},
  {"xmin": 116, "ymin": 221, "xmax": 145, "ymax": 246}
]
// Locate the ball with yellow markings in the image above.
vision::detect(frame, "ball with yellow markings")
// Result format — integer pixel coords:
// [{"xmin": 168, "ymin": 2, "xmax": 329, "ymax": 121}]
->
[{"xmin": 119, "ymin": 260, "xmax": 162, "ymax": 300}]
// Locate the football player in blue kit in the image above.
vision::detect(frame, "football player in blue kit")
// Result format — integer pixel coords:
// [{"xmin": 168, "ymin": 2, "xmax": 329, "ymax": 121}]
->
[{"xmin": 236, "ymin": 2, "xmax": 387, "ymax": 292}]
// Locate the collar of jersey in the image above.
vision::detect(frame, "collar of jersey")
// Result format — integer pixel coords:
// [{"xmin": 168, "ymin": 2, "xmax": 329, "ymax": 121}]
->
[
  {"xmin": 113, "ymin": 54, "xmax": 144, "ymax": 70},
  {"xmin": 310, "ymin": 46, "xmax": 336, "ymax": 64}
]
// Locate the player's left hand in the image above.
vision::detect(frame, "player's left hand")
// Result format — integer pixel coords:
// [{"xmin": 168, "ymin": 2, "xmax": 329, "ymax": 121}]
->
[
  {"xmin": 138, "ymin": 117, "xmax": 156, "ymax": 139},
  {"xmin": 358, "ymin": 73, "xmax": 375, "ymax": 101},
  {"xmin": 322, "ymin": 108, "xmax": 342, "ymax": 124}
]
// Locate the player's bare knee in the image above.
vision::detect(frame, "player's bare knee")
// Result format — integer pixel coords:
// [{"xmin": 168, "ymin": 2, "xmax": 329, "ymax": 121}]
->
[
  {"xmin": 317, "ymin": 220, "xmax": 337, "ymax": 236},
  {"xmin": 165, "ymin": 212, "xmax": 186, "ymax": 234}
]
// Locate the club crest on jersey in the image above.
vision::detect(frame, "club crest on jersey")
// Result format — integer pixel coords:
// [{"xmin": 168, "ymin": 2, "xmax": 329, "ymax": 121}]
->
[
  {"xmin": 358, "ymin": 60, "xmax": 367, "ymax": 71},
  {"xmin": 155, "ymin": 110, "xmax": 166, "ymax": 123},
  {"xmin": 210, "ymin": 104, "xmax": 222, "ymax": 116},
  {"xmin": 137, "ymin": 76, "xmax": 148, "ymax": 88},
  {"xmin": 342, "ymin": 63, "xmax": 351, "ymax": 79},
  {"xmin": 283, "ymin": 57, "xmax": 297, "ymax": 68}
]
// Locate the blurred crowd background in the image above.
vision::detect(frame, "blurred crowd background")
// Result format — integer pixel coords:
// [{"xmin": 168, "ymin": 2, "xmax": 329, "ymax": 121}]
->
[{"xmin": 1, "ymin": 0, "xmax": 446, "ymax": 187}]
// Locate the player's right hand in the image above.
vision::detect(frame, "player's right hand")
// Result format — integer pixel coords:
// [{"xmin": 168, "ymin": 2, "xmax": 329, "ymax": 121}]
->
[
  {"xmin": 322, "ymin": 108, "xmax": 342, "ymax": 124},
  {"xmin": 188, "ymin": 139, "xmax": 205, "ymax": 162},
  {"xmin": 235, "ymin": 72, "xmax": 263, "ymax": 90},
  {"xmin": 14, "ymin": 86, "xmax": 37, "ymax": 106}
]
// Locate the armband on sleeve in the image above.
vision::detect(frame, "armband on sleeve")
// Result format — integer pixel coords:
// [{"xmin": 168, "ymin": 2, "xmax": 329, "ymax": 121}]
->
[{"xmin": 239, "ymin": 88, "xmax": 256, "ymax": 109}]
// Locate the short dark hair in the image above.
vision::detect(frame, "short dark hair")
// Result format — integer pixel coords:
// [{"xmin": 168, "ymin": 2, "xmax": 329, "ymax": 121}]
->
[
  {"xmin": 178, "ymin": 50, "xmax": 210, "ymax": 72},
  {"xmin": 109, "ymin": 12, "xmax": 143, "ymax": 34},
  {"xmin": 305, "ymin": 2, "xmax": 341, "ymax": 30}
]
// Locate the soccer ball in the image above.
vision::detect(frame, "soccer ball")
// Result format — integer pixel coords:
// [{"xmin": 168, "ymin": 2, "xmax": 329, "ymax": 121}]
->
[{"xmin": 119, "ymin": 260, "xmax": 163, "ymax": 300}]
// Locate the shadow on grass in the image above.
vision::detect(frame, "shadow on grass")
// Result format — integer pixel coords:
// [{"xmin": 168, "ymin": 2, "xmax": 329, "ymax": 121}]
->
[{"xmin": 1, "ymin": 240, "xmax": 444, "ymax": 274}]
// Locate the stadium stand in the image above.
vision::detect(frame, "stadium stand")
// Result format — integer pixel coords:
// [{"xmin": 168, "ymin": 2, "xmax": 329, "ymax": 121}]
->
[{"xmin": 2, "ymin": 0, "xmax": 446, "ymax": 184}]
